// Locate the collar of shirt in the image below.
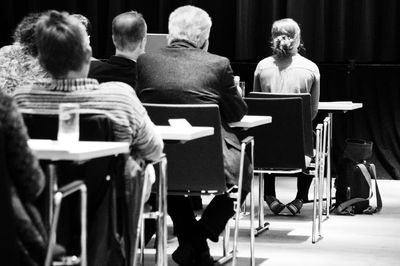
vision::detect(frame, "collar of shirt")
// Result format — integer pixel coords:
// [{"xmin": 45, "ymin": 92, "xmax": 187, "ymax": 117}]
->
[
  {"xmin": 168, "ymin": 39, "xmax": 198, "ymax": 49},
  {"xmin": 108, "ymin": 55, "xmax": 137, "ymax": 65},
  {"xmin": 48, "ymin": 78, "xmax": 100, "ymax": 92}
]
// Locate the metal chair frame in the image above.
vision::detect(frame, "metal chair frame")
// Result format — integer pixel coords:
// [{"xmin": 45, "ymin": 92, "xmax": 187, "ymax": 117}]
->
[
  {"xmin": 142, "ymin": 103, "xmax": 256, "ymax": 266},
  {"xmin": 243, "ymin": 97, "xmax": 324, "ymax": 243}
]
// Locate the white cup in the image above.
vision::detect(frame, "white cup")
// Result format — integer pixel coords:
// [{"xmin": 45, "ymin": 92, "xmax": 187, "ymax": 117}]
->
[
  {"xmin": 239, "ymin": 81, "xmax": 246, "ymax": 97},
  {"xmin": 57, "ymin": 103, "xmax": 80, "ymax": 144}
]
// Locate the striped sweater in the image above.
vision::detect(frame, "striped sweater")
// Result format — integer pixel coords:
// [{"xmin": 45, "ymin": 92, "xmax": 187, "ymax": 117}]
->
[{"xmin": 14, "ymin": 78, "xmax": 163, "ymax": 162}]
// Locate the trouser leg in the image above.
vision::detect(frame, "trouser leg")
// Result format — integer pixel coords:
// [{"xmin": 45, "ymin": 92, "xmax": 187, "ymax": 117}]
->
[
  {"xmin": 263, "ymin": 174, "xmax": 276, "ymax": 197},
  {"xmin": 295, "ymin": 173, "xmax": 313, "ymax": 201},
  {"xmin": 167, "ymin": 195, "xmax": 197, "ymax": 244},
  {"xmin": 197, "ymin": 191, "xmax": 248, "ymax": 242}
]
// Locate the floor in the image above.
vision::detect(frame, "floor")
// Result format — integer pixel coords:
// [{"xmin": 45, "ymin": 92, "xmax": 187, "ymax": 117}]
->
[{"xmin": 143, "ymin": 176, "xmax": 400, "ymax": 265}]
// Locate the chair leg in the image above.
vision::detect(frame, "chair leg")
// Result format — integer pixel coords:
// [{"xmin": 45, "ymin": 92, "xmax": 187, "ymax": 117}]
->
[
  {"xmin": 45, "ymin": 181, "xmax": 87, "ymax": 266},
  {"xmin": 217, "ymin": 223, "xmax": 233, "ymax": 265},
  {"xmin": 324, "ymin": 117, "xmax": 332, "ymax": 218},
  {"xmin": 140, "ymin": 218, "xmax": 145, "ymax": 266},
  {"xmin": 250, "ymin": 176, "xmax": 255, "ymax": 266},
  {"xmin": 156, "ymin": 157, "xmax": 168, "ymax": 266},
  {"xmin": 255, "ymin": 173, "xmax": 269, "ymax": 236},
  {"xmin": 312, "ymin": 177, "xmax": 318, "ymax": 243},
  {"xmin": 45, "ymin": 192, "xmax": 62, "ymax": 266}
]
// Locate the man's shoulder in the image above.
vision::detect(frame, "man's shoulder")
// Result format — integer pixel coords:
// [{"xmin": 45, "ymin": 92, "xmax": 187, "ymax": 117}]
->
[{"xmin": 98, "ymin": 81, "xmax": 136, "ymax": 95}]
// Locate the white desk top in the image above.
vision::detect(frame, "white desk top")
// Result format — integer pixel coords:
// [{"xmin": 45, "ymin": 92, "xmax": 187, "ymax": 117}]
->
[
  {"xmin": 229, "ymin": 115, "xmax": 272, "ymax": 128},
  {"xmin": 318, "ymin": 101, "xmax": 363, "ymax": 111},
  {"xmin": 28, "ymin": 139, "xmax": 129, "ymax": 161},
  {"xmin": 156, "ymin": 125, "xmax": 214, "ymax": 141}
]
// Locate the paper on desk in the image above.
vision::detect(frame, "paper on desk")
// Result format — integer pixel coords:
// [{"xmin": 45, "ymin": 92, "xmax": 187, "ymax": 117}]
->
[
  {"xmin": 168, "ymin": 119, "xmax": 192, "ymax": 128},
  {"xmin": 329, "ymin": 101, "xmax": 353, "ymax": 104}
]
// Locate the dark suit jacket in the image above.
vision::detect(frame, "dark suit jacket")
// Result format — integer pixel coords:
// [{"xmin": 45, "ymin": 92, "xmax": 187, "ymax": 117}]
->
[
  {"xmin": 88, "ymin": 56, "xmax": 137, "ymax": 90},
  {"xmin": 137, "ymin": 40, "xmax": 252, "ymax": 191}
]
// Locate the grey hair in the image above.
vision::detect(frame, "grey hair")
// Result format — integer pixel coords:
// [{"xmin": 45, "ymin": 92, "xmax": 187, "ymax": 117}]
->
[{"xmin": 167, "ymin": 5, "xmax": 212, "ymax": 48}]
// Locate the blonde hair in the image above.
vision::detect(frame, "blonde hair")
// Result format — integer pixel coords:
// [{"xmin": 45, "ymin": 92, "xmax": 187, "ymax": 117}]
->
[
  {"xmin": 270, "ymin": 18, "xmax": 301, "ymax": 58},
  {"xmin": 167, "ymin": 5, "xmax": 212, "ymax": 48}
]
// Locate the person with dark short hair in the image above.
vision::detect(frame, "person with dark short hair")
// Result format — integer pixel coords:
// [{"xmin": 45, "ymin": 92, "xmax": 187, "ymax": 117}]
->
[{"xmin": 89, "ymin": 11, "xmax": 147, "ymax": 90}]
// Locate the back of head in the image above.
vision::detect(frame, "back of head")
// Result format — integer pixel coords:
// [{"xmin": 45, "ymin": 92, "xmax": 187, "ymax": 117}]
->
[
  {"xmin": 168, "ymin": 5, "xmax": 212, "ymax": 48},
  {"xmin": 270, "ymin": 18, "xmax": 301, "ymax": 58},
  {"xmin": 112, "ymin": 11, "xmax": 147, "ymax": 52},
  {"xmin": 35, "ymin": 10, "xmax": 91, "ymax": 79},
  {"xmin": 13, "ymin": 12, "xmax": 44, "ymax": 56},
  {"xmin": 71, "ymin": 13, "xmax": 92, "ymax": 36}
]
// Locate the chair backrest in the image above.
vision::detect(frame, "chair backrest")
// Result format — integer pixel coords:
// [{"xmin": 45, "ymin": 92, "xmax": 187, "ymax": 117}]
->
[
  {"xmin": 22, "ymin": 113, "xmax": 115, "ymax": 142},
  {"xmin": 0, "ymin": 130, "xmax": 19, "ymax": 265},
  {"xmin": 240, "ymin": 97, "xmax": 306, "ymax": 170},
  {"xmin": 143, "ymin": 103, "xmax": 226, "ymax": 193},
  {"xmin": 248, "ymin": 92, "xmax": 313, "ymax": 157}
]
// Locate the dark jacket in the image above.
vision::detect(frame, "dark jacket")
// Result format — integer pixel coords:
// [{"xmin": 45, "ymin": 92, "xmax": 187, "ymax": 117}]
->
[
  {"xmin": 0, "ymin": 92, "xmax": 47, "ymax": 266},
  {"xmin": 89, "ymin": 56, "xmax": 137, "ymax": 90},
  {"xmin": 137, "ymin": 40, "xmax": 252, "ymax": 191}
]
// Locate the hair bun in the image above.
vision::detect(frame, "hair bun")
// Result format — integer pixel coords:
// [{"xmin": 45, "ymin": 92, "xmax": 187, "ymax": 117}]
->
[
  {"xmin": 47, "ymin": 10, "xmax": 65, "ymax": 24},
  {"xmin": 272, "ymin": 35, "xmax": 294, "ymax": 57}
]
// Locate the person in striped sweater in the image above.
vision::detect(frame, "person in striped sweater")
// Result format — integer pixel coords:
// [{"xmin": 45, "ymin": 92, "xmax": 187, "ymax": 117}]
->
[
  {"xmin": 13, "ymin": 10, "xmax": 163, "ymax": 162},
  {"xmin": 13, "ymin": 10, "xmax": 163, "ymax": 265}
]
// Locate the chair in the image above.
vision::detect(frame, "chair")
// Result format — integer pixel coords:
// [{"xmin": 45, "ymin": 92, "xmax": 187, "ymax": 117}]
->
[
  {"xmin": 21, "ymin": 113, "xmax": 132, "ymax": 266},
  {"xmin": 143, "ymin": 103, "xmax": 255, "ymax": 266},
  {"xmin": 249, "ymin": 92, "xmax": 333, "ymax": 217},
  {"xmin": 240, "ymin": 97, "xmax": 324, "ymax": 243},
  {"xmin": 248, "ymin": 92, "xmax": 313, "ymax": 157}
]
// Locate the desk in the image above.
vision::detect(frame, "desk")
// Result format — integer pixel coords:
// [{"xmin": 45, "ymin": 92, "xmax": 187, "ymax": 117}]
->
[
  {"xmin": 28, "ymin": 140, "xmax": 129, "ymax": 266},
  {"xmin": 155, "ymin": 125, "xmax": 214, "ymax": 141},
  {"xmin": 319, "ymin": 101, "xmax": 363, "ymax": 112},
  {"xmin": 318, "ymin": 101, "xmax": 363, "ymax": 216},
  {"xmin": 229, "ymin": 115, "xmax": 272, "ymax": 128},
  {"xmin": 29, "ymin": 139, "xmax": 130, "ymax": 161}
]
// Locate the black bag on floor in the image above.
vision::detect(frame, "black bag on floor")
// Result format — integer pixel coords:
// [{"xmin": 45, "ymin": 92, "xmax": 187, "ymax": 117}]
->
[{"xmin": 334, "ymin": 139, "xmax": 382, "ymax": 215}]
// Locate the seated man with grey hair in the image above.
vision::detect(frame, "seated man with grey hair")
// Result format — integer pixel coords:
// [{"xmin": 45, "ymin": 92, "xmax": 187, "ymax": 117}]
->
[
  {"xmin": 137, "ymin": 5, "xmax": 251, "ymax": 266},
  {"xmin": 89, "ymin": 11, "xmax": 147, "ymax": 90}
]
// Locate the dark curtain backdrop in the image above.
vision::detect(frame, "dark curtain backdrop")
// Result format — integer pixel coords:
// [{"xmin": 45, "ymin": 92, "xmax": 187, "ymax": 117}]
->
[{"xmin": 1, "ymin": 0, "xmax": 400, "ymax": 179}]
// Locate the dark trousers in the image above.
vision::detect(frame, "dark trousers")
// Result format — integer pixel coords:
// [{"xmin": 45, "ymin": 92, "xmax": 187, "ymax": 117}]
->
[
  {"xmin": 264, "ymin": 173, "xmax": 313, "ymax": 201},
  {"xmin": 168, "ymin": 192, "xmax": 248, "ymax": 244}
]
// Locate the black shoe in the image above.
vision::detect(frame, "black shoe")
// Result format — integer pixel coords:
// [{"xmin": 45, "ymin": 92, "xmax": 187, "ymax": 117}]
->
[
  {"xmin": 286, "ymin": 199, "xmax": 303, "ymax": 215},
  {"xmin": 172, "ymin": 243, "xmax": 196, "ymax": 266},
  {"xmin": 264, "ymin": 196, "xmax": 285, "ymax": 215}
]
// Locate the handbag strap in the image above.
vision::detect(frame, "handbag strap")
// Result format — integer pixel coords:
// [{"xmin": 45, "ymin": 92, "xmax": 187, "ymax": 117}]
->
[{"xmin": 361, "ymin": 163, "xmax": 382, "ymax": 213}]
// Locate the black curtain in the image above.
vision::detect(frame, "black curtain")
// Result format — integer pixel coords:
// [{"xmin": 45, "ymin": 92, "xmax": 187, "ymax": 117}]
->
[
  {"xmin": 1, "ymin": 0, "xmax": 400, "ymax": 179},
  {"xmin": 1, "ymin": 0, "xmax": 400, "ymax": 62}
]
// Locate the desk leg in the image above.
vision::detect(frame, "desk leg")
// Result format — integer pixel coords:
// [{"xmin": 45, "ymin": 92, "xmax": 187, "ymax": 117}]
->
[
  {"xmin": 255, "ymin": 173, "xmax": 269, "ymax": 236},
  {"xmin": 156, "ymin": 158, "xmax": 168, "ymax": 266},
  {"xmin": 45, "ymin": 163, "xmax": 58, "ymax": 230},
  {"xmin": 326, "ymin": 113, "xmax": 333, "ymax": 217}
]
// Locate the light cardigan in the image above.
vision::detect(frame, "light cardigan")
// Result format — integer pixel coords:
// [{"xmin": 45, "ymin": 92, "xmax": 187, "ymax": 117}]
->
[{"xmin": 14, "ymin": 78, "xmax": 163, "ymax": 162}]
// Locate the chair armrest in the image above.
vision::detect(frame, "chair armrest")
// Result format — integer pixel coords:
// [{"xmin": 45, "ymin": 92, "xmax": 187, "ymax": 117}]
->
[
  {"xmin": 57, "ymin": 180, "xmax": 86, "ymax": 197},
  {"xmin": 241, "ymin": 136, "xmax": 254, "ymax": 145}
]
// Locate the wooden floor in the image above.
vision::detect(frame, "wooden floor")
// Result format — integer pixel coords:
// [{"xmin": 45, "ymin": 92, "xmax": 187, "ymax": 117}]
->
[{"xmin": 143, "ymin": 177, "xmax": 400, "ymax": 265}]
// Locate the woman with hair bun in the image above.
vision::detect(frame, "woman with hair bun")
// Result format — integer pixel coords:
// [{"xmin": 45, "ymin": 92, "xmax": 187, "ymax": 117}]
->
[{"xmin": 253, "ymin": 18, "xmax": 320, "ymax": 215}]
